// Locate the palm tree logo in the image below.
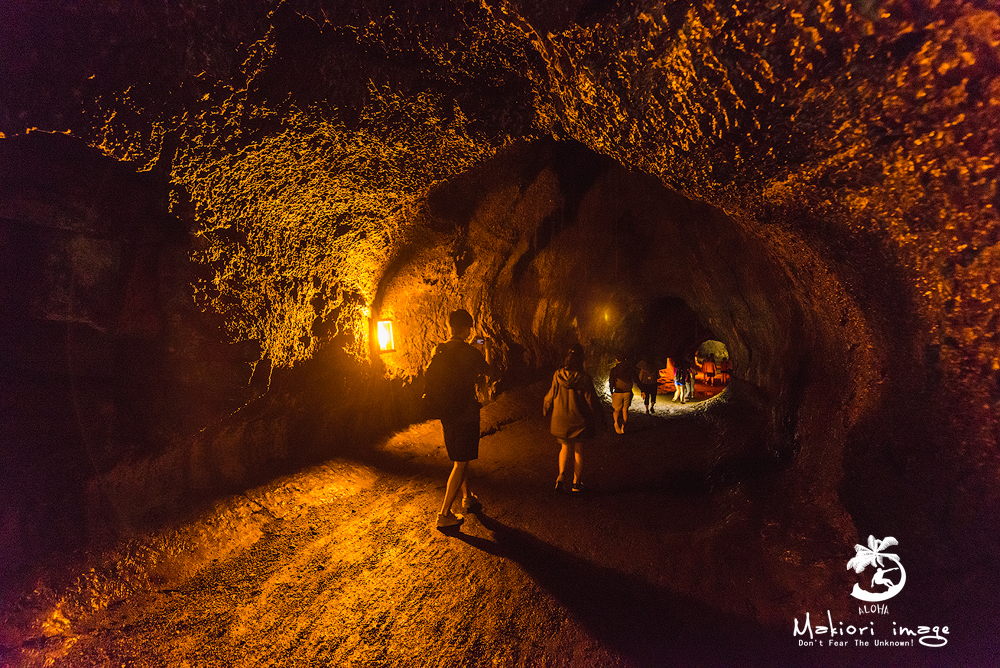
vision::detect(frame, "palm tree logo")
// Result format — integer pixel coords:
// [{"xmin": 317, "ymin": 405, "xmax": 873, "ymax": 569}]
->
[{"xmin": 847, "ymin": 535, "xmax": 906, "ymax": 602}]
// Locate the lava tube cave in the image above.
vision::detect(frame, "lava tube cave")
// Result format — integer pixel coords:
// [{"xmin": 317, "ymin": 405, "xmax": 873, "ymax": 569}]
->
[{"xmin": 1, "ymin": 2, "xmax": 998, "ymax": 666}]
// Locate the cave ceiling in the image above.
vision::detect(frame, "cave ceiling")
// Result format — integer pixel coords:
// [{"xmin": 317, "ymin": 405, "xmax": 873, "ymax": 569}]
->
[
  {"xmin": 3, "ymin": 3, "xmax": 1000, "ymax": 637},
  {"xmin": 1, "ymin": 0, "xmax": 997, "ymax": 405}
]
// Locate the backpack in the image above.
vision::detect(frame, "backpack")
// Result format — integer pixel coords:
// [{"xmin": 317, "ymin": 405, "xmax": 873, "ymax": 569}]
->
[
  {"xmin": 421, "ymin": 344, "xmax": 469, "ymax": 420},
  {"xmin": 614, "ymin": 376, "xmax": 632, "ymax": 392}
]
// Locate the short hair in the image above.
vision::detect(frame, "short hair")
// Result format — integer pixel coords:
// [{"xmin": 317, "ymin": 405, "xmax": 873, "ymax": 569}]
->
[
  {"xmin": 563, "ymin": 344, "xmax": 584, "ymax": 370},
  {"xmin": 448, "ymin": 308, "xmax": 474, "ymax": 330}
]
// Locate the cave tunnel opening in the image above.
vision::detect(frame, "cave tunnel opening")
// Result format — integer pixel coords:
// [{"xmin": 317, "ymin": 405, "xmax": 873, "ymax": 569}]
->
[
  {"xmin": 695, "ymin": 339, "xmax": 731, "ymax": 389},
  {"xmin": 374, "ymin": 138, "xmax": 795, "ymax": 455}
]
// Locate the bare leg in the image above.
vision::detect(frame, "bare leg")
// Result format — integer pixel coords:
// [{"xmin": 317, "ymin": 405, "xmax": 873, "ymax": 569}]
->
[
  {"xmin": 440, "ymin": 461, "xmax": 469, "ymax": 516},
  {"xmin": 460, "ymin": 466, "xmax": 471, "ymax": 499},
  {"xmin": 573, "ymin": 443, "xmax": 584, "ymax": 484},
  {"xmin": 557, "ymin": 442, "xmax": 570, "ymax": 480}
]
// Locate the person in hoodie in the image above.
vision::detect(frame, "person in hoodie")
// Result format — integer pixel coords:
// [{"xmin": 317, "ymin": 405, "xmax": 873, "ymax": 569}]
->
[{"xmin": 543, "ymin": 344, "xmax": 606, "ymax": 494}]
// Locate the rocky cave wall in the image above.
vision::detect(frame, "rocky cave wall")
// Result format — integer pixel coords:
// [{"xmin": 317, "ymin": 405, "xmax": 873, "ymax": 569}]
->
[{"xmin": 2, "ymin": 0, "xmax": 999, "ymax": 623}]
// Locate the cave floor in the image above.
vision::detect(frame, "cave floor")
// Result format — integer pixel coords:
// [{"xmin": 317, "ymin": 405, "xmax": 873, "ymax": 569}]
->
[{"xmin": 5, "ymin": 383, "xmax": 923, "ymax": 667}]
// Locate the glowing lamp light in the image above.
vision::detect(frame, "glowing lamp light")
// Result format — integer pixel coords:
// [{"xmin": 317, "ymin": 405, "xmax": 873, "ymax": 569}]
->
[{"xmin": 376, "ymin": 319, "xmax": 395, "ymax": 353}]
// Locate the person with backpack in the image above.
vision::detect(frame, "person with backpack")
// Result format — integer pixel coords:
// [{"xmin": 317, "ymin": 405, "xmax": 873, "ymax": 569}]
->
[
  {"xmin": 425, "ymin": 308, "xmax": 491, "ymax": 531},
  {"xmin": 671, "ymin": 357, "xmax": 691, "ymax": 404},
  {"xmin": 608, "ymin": 354, "xmax": 639, "ymax": 434},
  {"xmin": 543, "ymin": 344, "xmax": 606, "ymax": 494},
  {"xmin": 636, "ymin": 358, "xmax": 659, "ymax": 414}
]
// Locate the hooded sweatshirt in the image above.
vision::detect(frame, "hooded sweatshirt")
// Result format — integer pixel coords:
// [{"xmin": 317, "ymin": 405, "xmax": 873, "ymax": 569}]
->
[{"xmin": 543, "ymin": 368, "xmax": 602, "ymax": 440}]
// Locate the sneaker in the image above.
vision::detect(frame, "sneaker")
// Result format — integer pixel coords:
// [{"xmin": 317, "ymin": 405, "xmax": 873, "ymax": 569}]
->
[
  {"xmin": 436, "ymin": 511, "xmax": 464, "ymax": 530},
  {"xmin": 555, "ymin": 479, "xmax": 568, "ymax": 494},
  {"xmin": 462, "ymin": 493, "xmax": 482, "ymax": 513},
  {"xmin": 571, "ymin": 482, "xmax": 587, "ymax": 494}
]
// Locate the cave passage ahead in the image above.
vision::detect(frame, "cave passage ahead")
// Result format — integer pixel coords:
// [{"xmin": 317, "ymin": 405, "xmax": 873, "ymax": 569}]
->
[
  {"xmin": 375, "ymin": 139, "xmax": 831, "ymax": 462},
  {"xmin": 2, "ymin": 0, "xmax": 999, "ymax": 663}
]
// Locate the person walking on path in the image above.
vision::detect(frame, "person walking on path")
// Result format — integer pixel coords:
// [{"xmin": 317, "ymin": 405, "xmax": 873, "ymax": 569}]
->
[
  {"xmin": 543, "ymin": 345, "xmax": 605, "ymax": 494},
  {"xmin": 686, "ymin": 356, "xmax": 696, "ymax": 401},
  {"xmin": 430, "ymin": 308, "xmax": 491, "ymax": 531},
  {"xmin": 608, "ymin": 354, "xmax": 639, "ymax": 434},
  {"xmin": 717, "ymin": 357, "xmax": 731, "ymax": 384},
  {"xmin": 702, "ymin": 354, "xmax": 717, "ymax": 386},
  {"xmin": 670, "ymin": 357, "xmax": 690, "ymax": 403},
  {"xmin": 636, "ymin": 358, "xmax": 659, "ymax": 414}
]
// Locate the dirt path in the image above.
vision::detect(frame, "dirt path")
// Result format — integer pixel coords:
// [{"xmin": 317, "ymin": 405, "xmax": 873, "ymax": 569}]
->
[{"xmin": 5, "ymin": 385, "xmax": 832, "ymax": 667}]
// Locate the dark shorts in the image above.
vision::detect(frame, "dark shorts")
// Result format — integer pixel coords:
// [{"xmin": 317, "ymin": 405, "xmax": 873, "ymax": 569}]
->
[{"xmin": 441, "ymin": 404, "xmax": 480, "ymax": 462}]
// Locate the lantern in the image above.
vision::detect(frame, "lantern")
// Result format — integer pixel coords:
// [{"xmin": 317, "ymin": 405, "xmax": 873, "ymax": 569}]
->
[{"xmin": 376, "ymin": 319, "xmax": 395, "ymax": 352}]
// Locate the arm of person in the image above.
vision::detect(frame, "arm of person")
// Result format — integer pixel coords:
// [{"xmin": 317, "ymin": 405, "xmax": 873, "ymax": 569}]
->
[
  {"xmin": 472, "ymin": 336, "xmax": 493, "ymax": 376},
  {"xmin": 470, "ymin": 338, "xmax": 492, "ymax": 391},
  {"xmin": 482, "ymin": 336, "xmax": 493, "ymax": 369},
  {"xmin": 543, "ymin": 373, "xmax": 557, "ymax": 417}
]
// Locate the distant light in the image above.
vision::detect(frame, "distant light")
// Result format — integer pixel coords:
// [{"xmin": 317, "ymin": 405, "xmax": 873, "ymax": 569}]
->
[
  {"xmin": 376, "ymin": 319, "xmax": 395, "ymax": 352},
  {"xmin": 604, "ymin": 310, "xmax": 610, "ymax": 322}
]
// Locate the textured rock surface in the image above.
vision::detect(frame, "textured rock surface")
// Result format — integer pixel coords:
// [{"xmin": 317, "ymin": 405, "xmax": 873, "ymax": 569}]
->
[{"xmin": 1, "ymin": 0, "xmax": 998, "ymax": 647}]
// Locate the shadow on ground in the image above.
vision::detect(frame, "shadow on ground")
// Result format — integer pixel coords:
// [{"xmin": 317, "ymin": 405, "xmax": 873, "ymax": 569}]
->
[{"xmin": 453, "ymin": 511, "xmax": 793, "ymax": 667}]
